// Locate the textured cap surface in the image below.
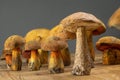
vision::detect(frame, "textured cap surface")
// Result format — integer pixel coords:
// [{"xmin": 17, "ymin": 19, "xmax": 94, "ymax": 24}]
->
[
  {"xmin": 41, "ymin": 36, "xmax": 68, "ymax": 51},
  {"xmin": 50, "ymin": 24, "xmax": 76, "ymax": 40},
  {"xmin": 96, "ymin": 36, "xmax": 120, "ymax": 51},
  {"xmin": 25, "ymin": 40, "xmax": 41, "ymax": 50},
  {"xmin": 60, "ymin": 12, "xmax": 106, "ymax": 33},
  {"xmin": 108, "ymin": 8, "xmax": 120, "ymax": 30},
  {"xmin": 25, "ymin": 28, "xmax": 50, "ymax": 42},
  {"xmin": 4, "ymin": 35, "xmax": 25, "ymax": 50}
]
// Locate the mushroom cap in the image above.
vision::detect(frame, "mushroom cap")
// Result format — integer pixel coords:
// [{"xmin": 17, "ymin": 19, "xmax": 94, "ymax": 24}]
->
[
  {"xmin": 50, "ymin": 24, "xmax": 76, "ymax": 40},
  {"xmin": 96, "ymin": 36, "xmax": 120, "ymax": 51},
  {"xmin": 41, "ymin": 36, "xmax": 68, "ymax": 51},
  {"xmin": 108, "ymin": 8, "xmax": 120, "ymax": 30},
  {"xmin": 25, "ymin": 28, "xmax": 50, "ymax": 42},
  {"xmin": 60, "ymin": 12, "xmax": 106, "ymax": 34},
  {"xmin": 24, "ymin": 40, "xmax": 41, "ymax": 51},
  {"xmin": 4, "ymin": 35, "xmax": 25, "ymax": 50}
]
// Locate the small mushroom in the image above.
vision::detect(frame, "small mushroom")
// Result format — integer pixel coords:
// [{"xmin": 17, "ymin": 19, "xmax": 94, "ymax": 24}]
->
[
  {"xmin": 4, "ymin": 35, "xmax": 25, "ymax": 71},
  {"xmin": 96, "ymin": 36, "xmax": 120, "ymax": 64},
  {"xmin": 24, "ymin": 40, "xmax": 41, "ymax": 71},
  {"xmin": 60, "ymin": 12, "xmax": 105, "ymax": 75},
  {"xmin": 50, "ymin": 24, "xmax": 76, "ymax": 66},
  {"xmin": 108, "ymin": 7, "xmax": 120, "ymax": 30},
  {"xmin": 25, "ymin": 28, "xmax": 49, "ymax": 64},
  {"xmin": 41, "ymin": 36, "xmax": 68, "ymax": 73}
]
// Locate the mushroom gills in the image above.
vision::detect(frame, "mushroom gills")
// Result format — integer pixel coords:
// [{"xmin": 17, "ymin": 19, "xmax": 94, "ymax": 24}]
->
[
  {"xmin": 49, "ymin": 51, "xmax": 64, "ymax": 74},
  {"xmin": 28, "ymin": 50, "xmax": 41, "ymax": 71}
]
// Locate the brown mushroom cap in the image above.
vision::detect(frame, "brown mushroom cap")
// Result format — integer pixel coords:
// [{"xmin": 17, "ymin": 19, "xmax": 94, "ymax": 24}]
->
[
  {"xmin": 25, "ymin": 28, "xmax": 50, "ymax": 42},
  {"xmin": 24, "ymin": 40, "xmax": 41, "ymax": 51},
  {"xmin": 4, "ymin": 35, "xmax": 25, "ymax": 50},
  {"xmin": 41, "ymin": 36, "xmax": 68, "ymax": 51},
  {"xmin": 60, "ymin": 12, "xmax": 106, "ymax": 33},
  {"xmin": 96, "ymin": 36, "xmax": 120, "ymax": 51},
  {"xmin": 108, "ymin": 8, "xmax": 120, "ymax": 29},
  {"xmin": 50, "ymin": 24, "xmax": 76, "ymax": 40}
]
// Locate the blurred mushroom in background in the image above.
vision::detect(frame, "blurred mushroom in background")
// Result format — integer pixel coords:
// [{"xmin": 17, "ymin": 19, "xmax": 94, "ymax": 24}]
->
[
  {"xmin": 24, "ymin": 40, "xmax": 41, "ymax": 71},
  {"xmin": 96, "ymin": 36, "xmax": 120, "ymax": 65},
  {"xmin": 50, "ymin": 24, "xmax": 76, "ymax": 66},
  {"xmin": 60, "ymin": 12, "xmax": 105, "ymax": 76},
  {"xmin": 24, "ymin": 28, "xmax": 49, "ymax": 64},
  {"xmin": 4, "ymin": 35, "xmax": 25, "ymax": 71},
  {"xmin": 108, "ymin": 7, "xmax": 120, "ymax": 30},
  {"xmin": 41, "ymin": 36, "xmax": 68, "ymax": 74}
]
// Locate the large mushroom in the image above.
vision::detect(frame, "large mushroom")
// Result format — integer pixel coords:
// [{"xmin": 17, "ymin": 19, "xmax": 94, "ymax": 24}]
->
[
  {"xmin": 4, "ymin": 35, "xmax": 25, "ymax": 71},
  {"xmin": 50, "ymin": 24, "xmax": 76, "ymax": 66},
  {"xmin": 96, "ymin": 36, "xmax": 120, "ymax": 64},
  {"xmin": 24, "ymin": 40, "xmax": 41, "ymax": 70},
  {"xmin": 24, "ymin": 28, "xmax": 49, "ymax": 64},
  {"xmin": 41, "ymin": 36, "xmax": 68, "ymax": 73},
  {"xmin": 108, "ymin": 7, "xmax": 120, "ymax": 29},
  {"xmin": 60, "ymin": 12, "xmax": 106, "ymax": 75}
]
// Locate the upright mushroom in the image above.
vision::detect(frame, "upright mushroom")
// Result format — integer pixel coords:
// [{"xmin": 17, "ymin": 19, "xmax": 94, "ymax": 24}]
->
[
  {"xmin": 41, "ymin": 36, "xmax": 68, "ymax": 73},
  {"xmin": 60, "ymin": 12, "xmax": 106, "ymax": 75},
  {"xmin": 24, "ymin": 40, "xmax": 41, "ymax": 70},
  {"xmin": 50, "ymin": 24, "xmax": 76, "ymax": 66},
  {"xmin": 4, "ymin": 35, "xmax": 25, "ymax": 71},
  {"xmin": 25, "ymin": 28, "xmax": 49, "ymax": 64},
  {"xmin": 108, "ymin": 7, "xmax": 120, "ymax": 29},
  {"xmin": 96, "ymin": 36, "xmax": 120, "ymax": 64}
]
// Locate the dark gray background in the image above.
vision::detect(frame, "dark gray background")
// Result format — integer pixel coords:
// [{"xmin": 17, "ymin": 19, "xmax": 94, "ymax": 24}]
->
[{"xmin": 0, "ymin": 0, "xmax": 120, "ymax": 54}]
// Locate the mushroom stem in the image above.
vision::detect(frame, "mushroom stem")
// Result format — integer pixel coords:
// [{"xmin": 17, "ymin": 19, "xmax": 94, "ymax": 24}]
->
[
  {"xmin": 28, "ymin": 50, "xmax": 41, "ymax": 71},
  {"xmin": 86, "ymin": 31, "xmax": 95, "ymax": 61},
  {"xmin": 72, "ymin": 27, "xmax": 91, "ymax": 76},
  {"xmin": 38, "ymin": 49, "xmax": 48, "ymax": 64},
  {"xmin": 103, "ymin": 49, "xmax": 120, "ymax": 65},
  {"xmin": 11, "ymin": 48, "xmax": 22, "ymax": 71},
  {"xmin": 49, "ymin": 51, "xmax": 64, "ymax": 73},
  {"xmin": 61, "ymin": 47, "xmax": 71, "ymax": 66},
  {"xmin": 5, "ymin": 54, "xmax": 12, "ymax": 69}
]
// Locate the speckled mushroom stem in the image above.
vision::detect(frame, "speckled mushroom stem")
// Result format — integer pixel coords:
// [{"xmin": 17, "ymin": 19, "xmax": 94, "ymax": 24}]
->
[
  {"xmin": 86, "ymin": 31, "xmax": 95, "ymax": 61},
  {"xmin": 11, "ymin": 48, "xmax": 22, "ymax": 71},
  {"xmin": 49, "ymin": 51, "xmax": 64, "ymax": 74},
  {"xmin": 61, "ymin": 47, "xmax": 71, "ymax": 66},
  {"xmin": 72, "ymin": 27, "xmax": 92, "ymax": 76},
  {"xmin": 28, "ymin": 50, "xmax": 41, "ymax": 71}
]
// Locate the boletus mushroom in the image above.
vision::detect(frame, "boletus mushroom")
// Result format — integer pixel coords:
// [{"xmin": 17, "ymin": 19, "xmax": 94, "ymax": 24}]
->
[
  {"xmin": 60, "ymin": 12, "xmax": 106, "ymax": 75},
  {"xmin": 96, "ymin": 36, "xmax": 120, "ymax": 64},
  {"xmin": 4, "ymin": 35, "xmax": 25, "ymax": 71},
  {"xmin": 24, "ymin": 40, "xmax": 41, "ymax": 71},
  {"xmin": 41, "ymin": 36, "xmax": 68, "ymax": 73},
  {"xmin": 50, "ymin": 24, "xmax": 76, "ymax": 66},
  {"xmin": 108, "ymin": 7, "xmax": 120, "ymax": 30},
  {"xmin": 25, "ymin": 28, "xmax": 49, "ymax": 64}
]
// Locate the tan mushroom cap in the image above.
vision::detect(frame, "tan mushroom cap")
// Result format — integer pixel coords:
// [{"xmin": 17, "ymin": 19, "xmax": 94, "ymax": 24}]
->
[
  {"xmin": 96, "ymin": 36, "xmax": 120, "ymax": 51},
  {"xmin": 4, "ymin": 35, "xmax": 25, "ymax": 50},
  {"xmin": 25, "ymin": 28, "xmax": 50, "ymax": 42},
  {"xmin": 24, "ymin": 40, "xmax": 41, "ymax": 51},
  {"xmin": 50, "ymin": 24, "xmax": 76, "ymax": 40},
  {"xmin": 41, "ymin": 36, "xmax": 68, "ymax": 51},
  {"xmin": 108, "ymin": 8, "xmax": 120, "ymax": 29},
  {"xmin": 60, "ymin": 12, "xmax": 106, "ymax": 34}
]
